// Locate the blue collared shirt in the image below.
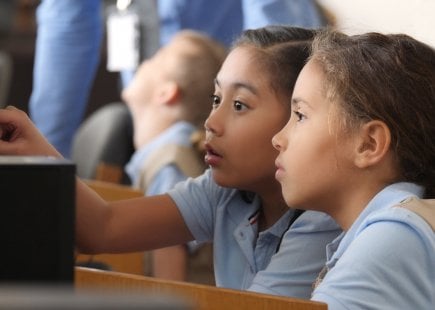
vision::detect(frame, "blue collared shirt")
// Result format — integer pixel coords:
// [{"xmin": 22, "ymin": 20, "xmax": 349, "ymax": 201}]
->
[
  {"xmin": 125, "ymin": 121, "xmax": 196, "ymax": 195},
  {"xmin": 312, "ymin": 183, "xmax": 435, "ymax": 309},
  {"xmin": 168, "ymin": 169, "xmax": 341, "ymax": 297}
]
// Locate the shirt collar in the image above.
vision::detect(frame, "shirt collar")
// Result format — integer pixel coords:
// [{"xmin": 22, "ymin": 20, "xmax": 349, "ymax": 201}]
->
[{"xmin": 125, "ymin": 121, "xmax": 196, "ymax": 185}]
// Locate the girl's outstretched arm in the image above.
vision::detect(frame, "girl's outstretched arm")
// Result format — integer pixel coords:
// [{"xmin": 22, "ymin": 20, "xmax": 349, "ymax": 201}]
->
[
  {"xmin": 0, "ymin": 106, "xmax": 193, "ymax": 254},
  {"xmin": 75, "ymin": 179, "xmax": 192, "ymax": 254}
]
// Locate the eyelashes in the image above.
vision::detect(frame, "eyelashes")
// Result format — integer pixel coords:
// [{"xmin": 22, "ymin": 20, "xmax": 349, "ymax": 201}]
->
[
  {"xmin": 211, "ymin": 94, "xmax": 220, "ymax": 108},
  {"xmin": 210, "ymin": 95, "xmax": 249, "ymax": 112},
  {"xmin": 293, "ymin": 110, "xmax": 306, "ymax": 122},
  {"xmin": 233, "ymin": 100, "xmax": 248, "ymax": 111}
]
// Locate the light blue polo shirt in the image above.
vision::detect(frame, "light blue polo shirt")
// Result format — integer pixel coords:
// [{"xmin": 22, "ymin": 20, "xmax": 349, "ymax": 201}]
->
[
  {"xmin": 125, "ymin": 121, "xmax": 196, "ymax": 195},
  {"xmin": 312, "ymin": 183, "xmax": 435, "ymax": 309},
  {"xmin": 168, "ymin": 169, "xmax": 341, "ymax": 298}
]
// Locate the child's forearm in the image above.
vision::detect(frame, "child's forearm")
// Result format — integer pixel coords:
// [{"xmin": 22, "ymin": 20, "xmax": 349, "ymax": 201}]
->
[
  {"xmin": 74, "ymin": 178, "xmax": 193, "ymax": 255},
  {"xmin": 74, "ymin": 178, "xmax": 112, "ymax": 254}
]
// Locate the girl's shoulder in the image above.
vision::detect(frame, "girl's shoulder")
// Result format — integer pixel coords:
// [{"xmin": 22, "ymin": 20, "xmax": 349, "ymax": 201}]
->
[
  {"xmin": 355, "ymin": 197, "xmax": 435, "ymax": 252},
  {"xmin": 394, "ymin": 196, "xmax": 435, "ymax": 231},
  {"xmin": 361, "ymin": 197, "xmax": 435, "ymax": 234},
  {"xmin": 168, "ymin": 169, "xmax": 251, "ymax": 210}
]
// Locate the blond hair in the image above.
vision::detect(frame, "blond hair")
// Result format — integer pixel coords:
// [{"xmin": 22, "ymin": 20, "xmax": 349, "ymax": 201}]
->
[{"xmin": 167, "ymin": 30, "xmax": 227, "ymax": 127}]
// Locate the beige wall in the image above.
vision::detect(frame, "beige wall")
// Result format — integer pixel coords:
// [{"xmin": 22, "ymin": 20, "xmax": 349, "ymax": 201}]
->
[{"xmin": 318, "ymin": 0, "xmax": 435, "ymax": 47}]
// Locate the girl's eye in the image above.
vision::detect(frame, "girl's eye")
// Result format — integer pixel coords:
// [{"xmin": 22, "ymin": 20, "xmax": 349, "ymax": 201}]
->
[
  {"xmin": 211, "ymin": 95, "xmax": 221, "ymax": 108},
  {"xmin": 233, "ymin": 101, "xmax": 248, "ymax": 111},
  {"xmin": 293, "ymin": 110, "xmax": 306, "ymax": 122}
]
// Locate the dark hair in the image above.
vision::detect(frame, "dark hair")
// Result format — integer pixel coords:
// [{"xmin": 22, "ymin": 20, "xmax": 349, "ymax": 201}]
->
[
  {"xmin": 233, "ymin": 25, "xmax": 317, "ymax": 103},
  {"xmin": 191, "ymin": 27, "xmax": 316, "ymax": 162},
  {"xmin": 230, "ymin": 26, "xmax": 318, "ymax": 203},
  {"xmin": 311, "ymin": 30, "xmax": 435, "ymax": 197}
]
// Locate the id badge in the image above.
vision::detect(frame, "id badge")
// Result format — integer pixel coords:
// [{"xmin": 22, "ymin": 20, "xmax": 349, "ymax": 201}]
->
[{"xmin": 106, "ymin": 0, "xmax": 140, "ymax": 72}]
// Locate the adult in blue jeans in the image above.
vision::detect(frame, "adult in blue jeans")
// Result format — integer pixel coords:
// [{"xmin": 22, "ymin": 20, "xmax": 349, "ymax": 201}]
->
[
  {"xmin": 29, "ymin": 0, "xmax": 326, "ymax": 157},
  {"xmin": 29, "ymin": 0, "xmax": 102, "ymax": 157}
]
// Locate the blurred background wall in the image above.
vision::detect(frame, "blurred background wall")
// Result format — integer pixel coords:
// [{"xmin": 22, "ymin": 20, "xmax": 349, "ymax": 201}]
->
[{"xmin": 318, "ymin": 0, "xmax": 435, "ymax": 47}]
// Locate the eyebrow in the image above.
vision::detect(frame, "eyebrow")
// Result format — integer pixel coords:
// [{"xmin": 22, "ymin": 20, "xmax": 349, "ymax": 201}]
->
[
  {"xmin": 291, "ymin": 97, "xmax": 305, "ymax": 106},
  {"xmin": 214, "ymin": 78, "xmax": 258, "ymax": 95},
  {"xmin": 292, "ymin": 97, "xmax": 315, "ymax": 112}
]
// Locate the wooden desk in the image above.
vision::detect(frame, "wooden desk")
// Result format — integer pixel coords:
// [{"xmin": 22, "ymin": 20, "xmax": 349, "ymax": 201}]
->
[{"xmin": 75, "ymin": 267, "xmax": 327, "ymax": 310}]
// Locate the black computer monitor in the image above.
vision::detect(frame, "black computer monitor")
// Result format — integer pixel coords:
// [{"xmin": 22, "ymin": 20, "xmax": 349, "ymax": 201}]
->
[{"xmin": 0, "ymin": 156, "xmax": 75, "ymax": 283}]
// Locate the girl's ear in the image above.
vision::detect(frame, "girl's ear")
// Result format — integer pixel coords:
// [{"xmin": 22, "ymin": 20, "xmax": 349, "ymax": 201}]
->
[{"xmin": 354, "ymin": 120, "xmax": 391, "ymax": 168}]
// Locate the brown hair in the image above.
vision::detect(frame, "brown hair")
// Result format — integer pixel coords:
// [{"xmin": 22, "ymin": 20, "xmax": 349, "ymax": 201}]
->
[
  {"xmin": 233, "ymin": 26, "xmax": 317, "ymax": 105},
  {"xmin": 310, "ymin": 30, "xmax": 435, "ymax": 197},
  {"xmin": 187, "ymin": 26, "xmax": 318, "ymax": 157}
]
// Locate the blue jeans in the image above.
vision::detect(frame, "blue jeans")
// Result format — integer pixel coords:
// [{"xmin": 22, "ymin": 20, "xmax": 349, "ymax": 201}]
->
[{"xmin": 29, "ymin": 0, "xmax": 103, "ymax": 157}]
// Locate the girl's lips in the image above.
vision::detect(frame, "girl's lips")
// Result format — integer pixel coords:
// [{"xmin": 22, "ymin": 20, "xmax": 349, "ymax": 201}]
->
[
  {"xmin": 275, "ymin": 160, "xmax": 285, "ymax": 181},
  {"xmin": 204, "ymin": 144, "xmax": 222, "ymax": 166}
]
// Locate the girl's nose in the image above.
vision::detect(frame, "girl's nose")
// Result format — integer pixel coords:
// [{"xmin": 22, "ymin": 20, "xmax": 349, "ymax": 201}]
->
[
  {"xmin": 272, "ymin": 131, "xmax": 283, "ymax": 151},
  {"xmin": 204, "ymin": 117, "xmax": 213, "ymax": 134},
  {"xmin": 204, "ymin": 110, "xmax": 223, "ymax": 137}
]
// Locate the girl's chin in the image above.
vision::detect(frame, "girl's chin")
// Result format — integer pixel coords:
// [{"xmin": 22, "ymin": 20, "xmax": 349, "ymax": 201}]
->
[{"xmin": 211, "ymin": 170, "xmax": 238, "ymax": 188}]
